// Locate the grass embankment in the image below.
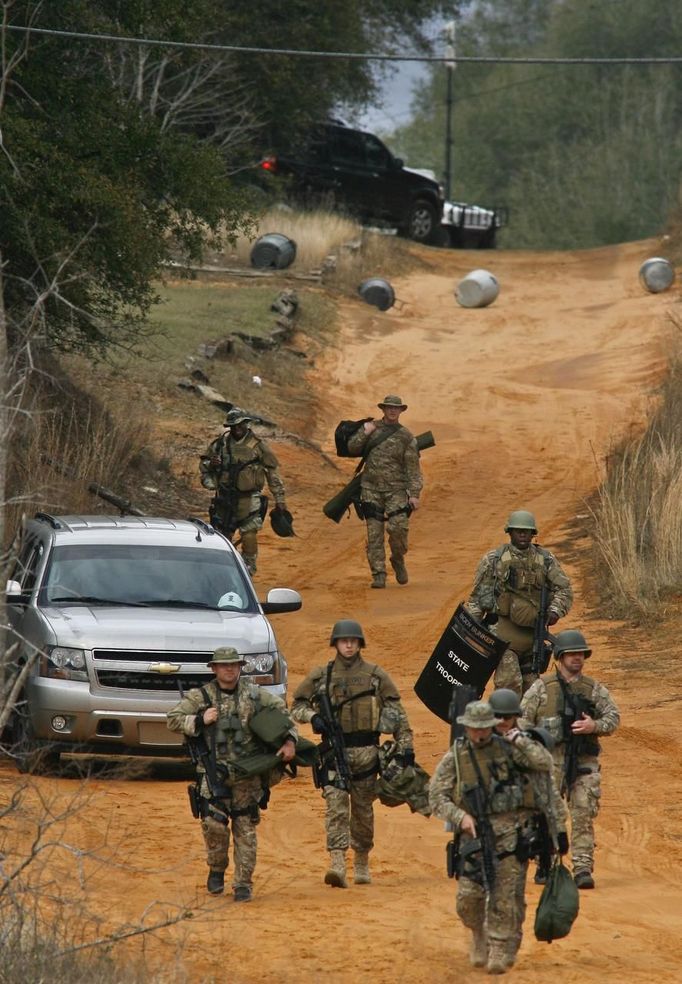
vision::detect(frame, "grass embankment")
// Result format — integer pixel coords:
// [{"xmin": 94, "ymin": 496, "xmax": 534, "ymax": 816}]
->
[{"xmin": 592, "ymin": 320, "xmax": 682, "ymax": 618}]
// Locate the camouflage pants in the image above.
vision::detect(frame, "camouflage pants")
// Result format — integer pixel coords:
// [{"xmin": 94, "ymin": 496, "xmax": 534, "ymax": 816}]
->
[
  {"xmin": 200, "ymin": 777, "xmax": 262, "ymax": 888},
  {"xmin": 361, "ymin": 488, "xmax": 410, "ymax": 577},
  {"xmin": 564, "ymin": 762, "xmax": 601, "ymax": 872},
  {"xmin": 212, "ymin": 492, "xmax": 263, "ymax": 573},
  {"xmin": 492, "ymin": 611, "xmax": 541, "ymax": 697},
  {"xmin": 323, "ymin": 747, "xmax": 378, "ymax": 852},
  {"xmin": 456, "ymin": 830, "xmax": 524, "ymax": 945}
]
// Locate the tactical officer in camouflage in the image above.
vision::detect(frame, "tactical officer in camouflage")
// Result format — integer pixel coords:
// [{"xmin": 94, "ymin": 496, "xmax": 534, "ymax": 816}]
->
[
  {"xmin": 291, "ymin": 619, "xmax": 414, "ymax": 888},
  {"xmin": 466, "ymin": 510, "xmax": 573, "ymax": 696},
  {"xmin": 520, "ymin": 629, "xmax": 620, "ymax": 890},
  {"xmin": 346, "ymin": 395, "xmax": 423, "ymax": 589},
  {"xmin": 489, "ymin": 688, "xmax": 569, "ymax": 966},
  {"xmin": 167, "ymin": 646, "xmax": 297, "ymax": 901},
  {"xmin": 429, "ymin": 700, "xmax": 554, "ymax": 974},
  {"xmin": 199, "ymin": 408, "xmax": 288, "ymax": 576}
]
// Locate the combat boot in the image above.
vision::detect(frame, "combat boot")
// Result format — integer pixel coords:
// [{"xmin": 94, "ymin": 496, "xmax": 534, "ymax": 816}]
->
[
  {"xmin": 469, "ymin": 927, "xmax": 487, "ymax": 968},
  {"xmin": 353, "ymin": 851, "xmax": 371, "ymax": 885},
  {"xmin": 574, "ymin": 869, "xmax": 595, "ymax": 889},
  {"xmin": 486, "ymin": 940, "xmax": 508, "ymax": 975},
  {"xmin": 233, "ymin": 885, "xmax": 252, "ymax": 902},
  {"xmin": 324, "ymin": 850, "xmax": 348, "ymax": 888},
  {"xmin": 206, "ymin": 870, "xmax": 225, "ymax": 895},
  {"xmin": 390, "ymin": 556, "xmax": 408, "ymax": 585},
  {"xmin": 370, "ymin": 573, "xmax": 386, "ymax": 589}
]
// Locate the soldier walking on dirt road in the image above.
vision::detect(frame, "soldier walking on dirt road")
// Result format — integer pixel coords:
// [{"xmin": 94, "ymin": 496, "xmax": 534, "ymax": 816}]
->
[
  {"xmin": 520, "ymin": 629, "xmax": 620, "ymax": 890},
  {"xmin": 291, "ymin": 619, "xmax": 414, "ymax": 888},
  {"xmin": 429, "ymin": 700, "xmax": 555, "ymax": 974},
  {"xmin": 466, "ymin": 510, "xmax": 573, "ymax": 695},
  {"xmin": 346, "ymin": 395, "xmax": 423, "ymax": 588},
  {"xmin": 167, "ymin": 647, "xmax": 297, "ymax": 901},
  {"xmin": 199, "ymin": 409, "xmax": 288, "ymax": 576}
]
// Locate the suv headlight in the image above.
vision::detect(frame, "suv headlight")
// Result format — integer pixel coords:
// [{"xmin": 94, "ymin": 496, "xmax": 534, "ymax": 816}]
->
[
  {"xmin": 41, "ymin": 646, "xmax": 88, "ymax": 682},
  {"xmin": 242, "ymin": 652, "xmax": 276, "ymax": 674}
]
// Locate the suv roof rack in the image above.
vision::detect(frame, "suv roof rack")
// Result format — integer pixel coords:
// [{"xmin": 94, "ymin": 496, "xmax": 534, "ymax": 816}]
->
[
  {"xmin": 34, "ymin": 512, "xmax": 64, "ymax": 530},
  {"xmin": 187, "ymin": 517, "xmax": 215, "ymax": 536}
]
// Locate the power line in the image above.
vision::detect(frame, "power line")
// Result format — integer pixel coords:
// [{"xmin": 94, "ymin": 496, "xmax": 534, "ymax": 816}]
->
[{"xmin": 7, "ymin": 24, "xmax": 682, "ymax": 65}]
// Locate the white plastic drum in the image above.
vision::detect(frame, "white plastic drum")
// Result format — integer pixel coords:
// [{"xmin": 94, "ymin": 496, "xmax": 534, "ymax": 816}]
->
[
  {"xmin": 639, "ymin": 257, "xmax": 675, "ymax": 294},
  {"xmin": 455, "ymin": 268, "xmax": 500, "ymax": 308}
]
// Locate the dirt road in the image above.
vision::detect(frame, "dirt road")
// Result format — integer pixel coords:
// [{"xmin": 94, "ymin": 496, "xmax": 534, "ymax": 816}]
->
[{"xmin": 5, "ymin": 240, "xmax": 682, "ymax": 982}]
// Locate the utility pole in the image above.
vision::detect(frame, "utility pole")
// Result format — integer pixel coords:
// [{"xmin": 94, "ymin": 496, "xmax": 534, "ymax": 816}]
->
[{"xmin": 443, "ymin": 19, "xmax": 456, "ymax": 201}]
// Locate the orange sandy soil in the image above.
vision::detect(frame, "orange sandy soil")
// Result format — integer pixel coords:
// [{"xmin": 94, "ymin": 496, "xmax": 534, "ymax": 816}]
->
[{"xmin": 2, "ymin": 240, "xmax": 682, "ymax": 983}]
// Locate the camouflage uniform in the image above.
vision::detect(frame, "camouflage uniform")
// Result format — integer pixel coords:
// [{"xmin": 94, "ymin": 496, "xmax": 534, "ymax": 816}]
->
[
  {"xmin": 520, "ymin": 669, "xmax": 619, "ymax": 878},
  {"xmin": 429, "ymin": 712, "xmax": 553, "ymax": 972},
  {"xmin": 200, "ymin": 426, "xmax": 286, "ymax": 575},
  {"xmin": 346, "ymin": 419, "xmax": 423, "ymax": 583},
  {"xmin": 467, "ymin": 543, "xmax": 573, "ymax": 694},
  {"xmin": 291, "ymin": 653, "xmax": 413, "ymax": 875},
  {"xmin": 167, "ymin": 676, "xmax": 296, "ymax": 892}
]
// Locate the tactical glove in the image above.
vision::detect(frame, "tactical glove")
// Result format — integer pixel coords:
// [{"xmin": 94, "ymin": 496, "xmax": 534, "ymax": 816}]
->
[
  {"xmin": 557, "ymin": 831, "xmax": 569, "ymax": 855},
  {"xmin": 311, "ymin": 714, "xmax": 326, "ymax": 735},
  {"xmin": 547, "ymin": 611, "xmax": 560, "ymax": 626},
  {"xmin": 401, "ymin": 749, "xmax": 416, "ymax": 768}
]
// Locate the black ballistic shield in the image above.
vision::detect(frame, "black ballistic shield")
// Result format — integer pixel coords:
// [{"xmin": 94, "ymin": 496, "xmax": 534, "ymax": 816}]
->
[{"xmin": 414, "ymin": 603, "xmax": 506, "ymax": 723}]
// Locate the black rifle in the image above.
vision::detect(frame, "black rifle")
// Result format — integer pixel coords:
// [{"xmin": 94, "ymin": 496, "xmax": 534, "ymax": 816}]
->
[
  {"xmin": 557, "ymin": 675, "xmax": 596, "ymax": 796},
  {"xmin": 531, "ymin": 557, "xmax": 556, "ymax": 676},
  {"xmin": 311, "ymin": 668, "xmax": 352, "ymax": 792},
  {"xmin": 448, "ymin": 683, "xmax": 479, "ymax": 744},
  {"xmin": 461, "ymin": 782, "xmax": 498, "ymax": 892},
  {"xmin": 177, "ymin": 682, "xmax": 229, "ymax": 818}
]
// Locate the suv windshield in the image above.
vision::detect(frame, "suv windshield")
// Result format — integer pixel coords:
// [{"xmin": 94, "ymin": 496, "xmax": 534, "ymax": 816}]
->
[{"xmin": 39, "ymin": 544, "xmax": 256, "ymax": 612}]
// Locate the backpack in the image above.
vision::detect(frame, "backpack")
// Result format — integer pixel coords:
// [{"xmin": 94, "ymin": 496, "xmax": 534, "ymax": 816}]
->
[
  {"xmin": 334, "ymin": 418, "xmax": 372, "ymax": 457},
  {"xmin": 534, "ymin": 859, "xmax": 580, "ymax": 942}
]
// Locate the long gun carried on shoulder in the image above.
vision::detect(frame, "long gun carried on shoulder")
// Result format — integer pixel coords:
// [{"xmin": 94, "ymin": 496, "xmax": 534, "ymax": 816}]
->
[{"xmin": 311, "ymin": 688, "xmax": 352, "ymax": 793}]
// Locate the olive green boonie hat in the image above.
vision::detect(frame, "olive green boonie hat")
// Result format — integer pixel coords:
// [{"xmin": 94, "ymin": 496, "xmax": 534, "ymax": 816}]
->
[
  {"xmin": 456, "ymin": 700, "xmax": 502, "ymax": 729},
  {"xmin": 378, "ymin": 394, "xmax": 407, "ymax": 410},
  {"xmin": 224, "ymin": 408, "xmax": 252, "ymax": 427},
  {"xmin": 208, "ymin": 646, "xmax": 245, "ymax": 666}
]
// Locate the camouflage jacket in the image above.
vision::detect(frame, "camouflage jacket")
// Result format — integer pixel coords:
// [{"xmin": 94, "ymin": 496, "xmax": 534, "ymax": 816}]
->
[
  {"xmin": 167, "ymin": 677, "xmax": 297, "ymax": 770},
  {"xmin": 199, "ymin": 428, "xmax": 286, "ymax": 505},
  {"xmin": 467, "ymin": 542, "xmax": 573, "ymax": 624},
  {"xmin": 291, "ymin": 654, "xmax": 414, "ymax": 753},
  {"xmin": 428, "ymin": 732, "xmax": 553, "ymax": 836},
  {"xmin": 520, "ymin": 671, "xmax": 620, "ymax": 768},
  {"xmin": 346, "ymin": 420, "xmax": 423, "ymax": 495}
]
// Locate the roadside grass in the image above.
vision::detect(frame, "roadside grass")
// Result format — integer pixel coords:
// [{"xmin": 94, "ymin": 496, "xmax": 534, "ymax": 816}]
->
[{"xmin": 591, "ymin": 318, "xmax": 682, "ymax": 618}]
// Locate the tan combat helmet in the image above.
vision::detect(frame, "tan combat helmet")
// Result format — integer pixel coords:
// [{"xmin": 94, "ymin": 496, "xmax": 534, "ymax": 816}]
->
[
  {"xmin": 207, "ymin": 646, "xmax": 245, "ymax": 666},
  {"xmin": 456, "ymin": 700, "xmax": 502, "ymax": 729},
  {"xmin": 504, "ymin": 509, "xmax": 538, "ymax": 534},
  {"xmin": 377, "ymin": 394, "xmax": 407, "ymax": 410}
]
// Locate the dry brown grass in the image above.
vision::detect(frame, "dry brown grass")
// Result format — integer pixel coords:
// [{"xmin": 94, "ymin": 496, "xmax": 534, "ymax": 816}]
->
[
  {"xmin": 220, "ymin": 206, "xmax": 361, "ymax": 272},
  {"xmin": 591, "ymin": 318, "xmax": 682, "ymax": 617}
]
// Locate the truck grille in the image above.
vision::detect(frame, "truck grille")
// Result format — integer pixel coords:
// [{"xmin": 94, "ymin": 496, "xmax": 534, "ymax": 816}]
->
[
  {"xmin": 96, "ymin": 670, "xmax": 213, "ymax": 691},
  {"xmin": 93, "ymin": 649, "xmax": 212, "ymax": 664}
]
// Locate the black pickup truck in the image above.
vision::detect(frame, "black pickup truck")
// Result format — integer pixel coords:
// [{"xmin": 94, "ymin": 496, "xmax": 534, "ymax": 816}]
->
[{"xmin": 259, "ymin": 120, "xmax": 445, "ymax": 245}]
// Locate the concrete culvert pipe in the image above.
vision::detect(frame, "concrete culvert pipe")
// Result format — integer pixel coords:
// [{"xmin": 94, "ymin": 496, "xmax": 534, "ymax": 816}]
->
[
  {"xmin": 455, "ymin": 269, "xmax": 500, "ymax": 308},
  {"xmin": 250, "ymin": 233, "xmax": 297, "ymax": 270}
]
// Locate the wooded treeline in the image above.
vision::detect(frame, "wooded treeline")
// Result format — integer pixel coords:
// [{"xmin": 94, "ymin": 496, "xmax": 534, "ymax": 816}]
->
[{"xmin": 390, "ymin": 0, "xmax": 682, "ymax": 249}]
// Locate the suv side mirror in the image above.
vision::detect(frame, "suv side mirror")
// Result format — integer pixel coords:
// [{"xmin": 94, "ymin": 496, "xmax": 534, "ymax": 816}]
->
[
  {"xmin": 261, "ymin": 588, "xmax": 302, "ymax": 614},
  {"xmin": 6, "ymin": 579, "xmax": 25, "ymax": 602}
]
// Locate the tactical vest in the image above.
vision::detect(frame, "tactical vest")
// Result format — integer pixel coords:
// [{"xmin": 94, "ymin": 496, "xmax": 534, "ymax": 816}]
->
[
  {"xmin": 490, "ymin": 545, "xmax": 551, "ymax": 627},
  {"xmin": 203, "ymin": 681, "xmax": 264, "ymax": 763},
  {"xmin": 218, "ymin": 433, "xmax": 267, "ymax": 493},
  {"xmin": 539, "ymin": 673, "xmax": 600, "ymax": 756},
  {"xmin": 454, "ymin": 735, "xmax": 538, "ymax": 813},
  {"xmin": 327, "ymin": 659, "xmax": 382, "ymax": 735}
]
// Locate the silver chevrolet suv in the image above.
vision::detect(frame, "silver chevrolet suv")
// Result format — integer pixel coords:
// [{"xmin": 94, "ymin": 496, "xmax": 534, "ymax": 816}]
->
[{"xmin": 4, "ymin": 514, "xmax": 301, "ymax": 773}]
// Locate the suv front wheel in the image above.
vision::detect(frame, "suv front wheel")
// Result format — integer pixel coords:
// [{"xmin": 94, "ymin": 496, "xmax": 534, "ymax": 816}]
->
[{"xmin": 405, "ymin": 199, "xmax": 439, "ymax": 245}]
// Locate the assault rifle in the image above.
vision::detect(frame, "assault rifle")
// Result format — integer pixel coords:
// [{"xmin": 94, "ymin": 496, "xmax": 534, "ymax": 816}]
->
[
  {"xmin": 311, "ymin": 688, "xmax": 352, "ymax": 793},
  {"xmin": 557, "ymin": 675, "xmax": 594, "ymax": 796},
  {"xmin": 461, "ymin": 783, "xmax": 498, "ymax": 892},
  {"xmin": 177, "ymin": 682, "xmax": 228, "ymax": 818},
  {"xmin": 323, "ymin": 430, "xmax": 436, "ymax": 524},
  {"xmin": 531, "ymin": 558, "xmax": 556, "ymax": 676}
]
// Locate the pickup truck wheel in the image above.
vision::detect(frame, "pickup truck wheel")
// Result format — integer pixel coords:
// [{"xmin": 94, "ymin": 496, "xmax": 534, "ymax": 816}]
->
[
  {"xmin": 13, "ymin": 709, "xmax": 60, "ymax": 776},
  {"xmin": 406, "ymin": 200, "xmax": 440, "ymax": 245}
]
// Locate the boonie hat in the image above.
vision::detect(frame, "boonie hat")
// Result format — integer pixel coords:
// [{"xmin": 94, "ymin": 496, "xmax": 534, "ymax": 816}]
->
[
  {"xmin": 208, "ymin": 646, "xmax": 245, "ymax": 666},
  {"xmin": 224, "ymin": 408, "xmax": 252, "ymax": 427},
  {"xmin": 378, "ymin": 394, "xmax": 407, "ymax": 410},
  {"xmin": 456, "ymin": 700, "xmax": 502, "ymax": 729}
]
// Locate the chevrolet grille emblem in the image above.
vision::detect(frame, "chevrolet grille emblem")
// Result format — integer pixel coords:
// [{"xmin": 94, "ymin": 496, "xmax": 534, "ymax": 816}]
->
[{"xmin": 149, "ymin": 662, "xmax": 181, "ymax": 674}]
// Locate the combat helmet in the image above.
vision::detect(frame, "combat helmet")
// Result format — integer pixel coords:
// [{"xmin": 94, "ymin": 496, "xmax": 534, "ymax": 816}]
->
[
  {"xmin": 489, "ymin": 688, "xmax": 523, "ymax": 717},
  {"xmin": 270, "ymin": 505, "xmax": 295, "ymax": 538},
  {"xmin": 553, "ymin": 629, "xmax": 592, "ymax": 659},
  {"xmin": 329, "ymin": 619, "xmax": 365, "ymax": 648},
  {"xmin": 504, "ymin": 509, "xmax": 538, "ymax": 533},
  {"xmin": 208, "ymin": 646, "xmax": 245, "ymax": 666},
  {"xmin": 225, "ymin": 408, "xmax": 252, "ymax": 427}
]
